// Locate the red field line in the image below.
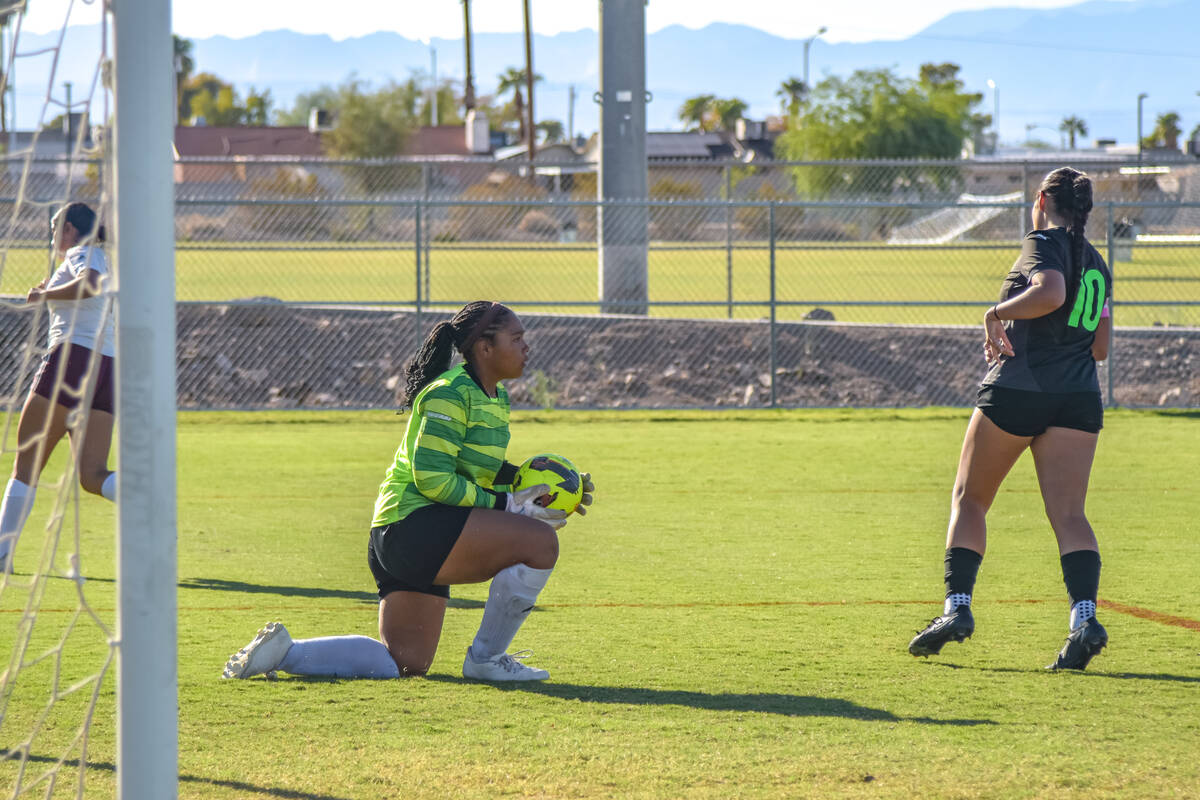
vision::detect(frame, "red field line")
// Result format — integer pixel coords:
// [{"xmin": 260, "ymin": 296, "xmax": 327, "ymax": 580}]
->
[{"xmin": 1100, "ymin": 599, "xmax": 1200, "ymax": 632}]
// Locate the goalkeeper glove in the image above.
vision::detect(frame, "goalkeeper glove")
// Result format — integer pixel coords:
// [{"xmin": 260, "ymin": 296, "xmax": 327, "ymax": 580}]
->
[
  {"xmin": 575, "ymin": 472, "xmax": 595, "ymax": 516},
  {"xmin": 505, "ymin": 484, "xmax": 568, "ymax": 530}
]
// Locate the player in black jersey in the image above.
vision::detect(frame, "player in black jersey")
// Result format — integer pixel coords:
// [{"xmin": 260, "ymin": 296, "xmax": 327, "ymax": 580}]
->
[{"xmin": 908, "ymin": 167, "xmax": 1113, "ymax": 671}]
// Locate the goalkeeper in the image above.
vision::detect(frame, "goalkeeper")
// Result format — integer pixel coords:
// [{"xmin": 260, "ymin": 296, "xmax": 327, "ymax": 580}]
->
[{"xmin": 224, "ymin": 301, "xmax": 593, "ymax": 682}]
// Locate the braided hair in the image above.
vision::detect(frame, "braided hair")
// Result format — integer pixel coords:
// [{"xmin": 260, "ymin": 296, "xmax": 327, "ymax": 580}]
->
[
  {"xmin": 400, "ymin": 301, "xmax": 512, "ymax": 409},
  {"xmin": 1038, "ymin": 167, "xmax": 1093, "ymax": 311}
]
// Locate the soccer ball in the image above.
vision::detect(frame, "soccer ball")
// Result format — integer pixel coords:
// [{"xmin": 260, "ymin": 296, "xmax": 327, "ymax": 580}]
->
[{"xmin": 513, "ymin": 453, "xmax": 584, "ymax": 514}]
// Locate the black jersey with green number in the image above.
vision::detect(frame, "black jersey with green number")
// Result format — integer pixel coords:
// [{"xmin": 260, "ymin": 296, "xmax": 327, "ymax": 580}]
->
[{"xmin": 982, "ymin": 227, "xmax": 1112, "ymax": 393}]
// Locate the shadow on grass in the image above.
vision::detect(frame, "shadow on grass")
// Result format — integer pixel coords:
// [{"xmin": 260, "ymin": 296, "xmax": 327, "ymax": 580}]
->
[
  {"xmin": 180, "ymin": 577, "xmax": 486, "ymax": 610},
  {"xmin": 3, "ymin": 752, "xmax": 354, "ymax": 800},
  {"xmin": 426, "ymin": 677, "xmax": 995, "ymax": 725},
  {"xmin": 927, "ymin": 662, "xmax": 1200, "ymax": 683}
]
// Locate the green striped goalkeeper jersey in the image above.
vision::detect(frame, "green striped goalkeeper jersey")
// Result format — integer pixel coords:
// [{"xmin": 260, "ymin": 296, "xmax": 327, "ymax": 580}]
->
[{"xmin": 372, "ymin": 363, "xmax": 511, "ymax": 527}]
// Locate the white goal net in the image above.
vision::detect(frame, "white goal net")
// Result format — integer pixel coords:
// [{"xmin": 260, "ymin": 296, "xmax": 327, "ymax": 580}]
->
[{"xmin": 0, "ymin": 1, "xmax": 176, "ymax": 797}]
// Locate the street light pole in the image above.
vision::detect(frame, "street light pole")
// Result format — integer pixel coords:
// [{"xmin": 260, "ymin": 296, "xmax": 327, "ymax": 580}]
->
[
  {"xmin": 1137, "ymin": 92, "xmax": 1148, "ymax": 200},
  {"xmin": 987, "ymin": 79, "xmax": 999, "ymax": 147},
  {"xmin": 802, "ymin": 26, "xmax": 827, "ymax": 93}
]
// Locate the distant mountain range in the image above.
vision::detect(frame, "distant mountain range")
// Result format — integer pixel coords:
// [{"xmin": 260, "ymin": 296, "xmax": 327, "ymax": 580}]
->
[{"xmin": 14, "ymin": 0, "xmax": 1200, "ymax": 148}]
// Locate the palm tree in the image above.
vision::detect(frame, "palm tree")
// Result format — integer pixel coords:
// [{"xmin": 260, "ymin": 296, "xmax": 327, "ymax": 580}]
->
[
  {"xmin": 776, "ymin": 77, "xmax": 806, "ymax": 114},
  {"xmin": 461, "ymin": 0, "xmax": 475, "ymax": 112},
  {"xmin": 677, "ymin": 94, "xmax": 715, "ymax": 132},
  {"xmin": 173, "ymin": 35, "xmax": 195, "ymax": 124},
  {"xmin": 1058, "ymin": 115, "xmax": 1087, "ymax": 149},
  {"xmin": 496, "ymin": 67, "xmax": 542, "ymax": 144},
  {"xmin": 713, "ymin": 98, "xmax": 749, "ymax": 133},
  {"xmin": 1152, "ymin": 111, "xmax": 1182, "ymax": 150}
]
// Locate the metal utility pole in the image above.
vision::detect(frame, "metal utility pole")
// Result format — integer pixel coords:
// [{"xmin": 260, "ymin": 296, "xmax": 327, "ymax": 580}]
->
[
  {"xmin": 598, "ymin": 0, "xmax": 648, "ymax": 315},
  {"xmin": 523, "ymin": 0, "xmax": 535, "ymax": 162},
  {"xmin": 568, "ymin": 83, "xmax": 576, "ymax": 144},
  {"xmin": 429, "ymin": 45, "xmax": 438, "ymax": 126}
]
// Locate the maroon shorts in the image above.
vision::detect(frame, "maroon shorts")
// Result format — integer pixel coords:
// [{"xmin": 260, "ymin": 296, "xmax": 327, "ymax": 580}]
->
[{"xmin": 31, "ymin": 342, "xmax": 115, "ymax": 414}]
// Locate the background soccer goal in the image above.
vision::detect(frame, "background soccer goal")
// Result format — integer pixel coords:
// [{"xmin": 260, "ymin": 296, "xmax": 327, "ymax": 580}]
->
[{"xmin": 0, "ymin": 1, "xmax": 175, "ymax": 797}]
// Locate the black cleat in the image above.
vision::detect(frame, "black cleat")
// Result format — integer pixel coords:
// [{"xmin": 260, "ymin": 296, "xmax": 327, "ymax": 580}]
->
[
  {"xmin": 909, "ymin": 605, "xmax": 975, "ymax": 657},
  {"xmin": 1046, "ymin": 617, "xmax": 1108, "ymax": 671}
]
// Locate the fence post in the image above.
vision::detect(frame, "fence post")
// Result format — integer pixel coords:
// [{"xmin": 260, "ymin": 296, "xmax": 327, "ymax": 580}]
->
[
  {"xmin": 1105, "ymin": 201, "xmax": 1115, "ymax": 408},
  {"xmin": 768, "ymin": 201, "xmax": 777, "ymax": 408},
  {"xmin": 422, "ymin": 165, "xmax": 432, "ymax": 303},
  {"xmin": 414, "ymin": 200, "xmax": 423, "ymax": 340},
  {"xmin": 725, "ymin": 164, "xmax": 733, "ymax": 319}
]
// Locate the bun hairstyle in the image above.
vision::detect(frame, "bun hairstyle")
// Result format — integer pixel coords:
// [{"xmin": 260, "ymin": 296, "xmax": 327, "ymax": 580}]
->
[
  {"xmin": 400, "ymin": 301, "xmax": 512, "ymax": 409},
  {"xmin": 1038, "ymin": 166, "xmax": 1093, "ymax": 310},
  {"xmin": 55, "ymin": 201, "xmax": 106, "ymax": 244}
]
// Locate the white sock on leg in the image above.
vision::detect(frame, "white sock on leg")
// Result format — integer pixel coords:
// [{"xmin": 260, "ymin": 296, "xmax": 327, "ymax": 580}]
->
[
  {"xmin": 1069, "ymin": 600, "xmax": 1096, "ymax": 631},
  {"xmin": 100, "ymin": 472, "xmax": 116, "ymax": 502},
  {"xmin": 469, "ymin": 563, "xmax": 554, "ymax": 662},
  {"xmin": 276, "ymin": 635, "xmax": 400, "ymax": 679},
  {"xmin": 0, "ymin": 478, "xmax": 35, "ymax": 561},
  {"xmin": 944, "ymin": 593, "xmax": 971, "ymax": 615}
]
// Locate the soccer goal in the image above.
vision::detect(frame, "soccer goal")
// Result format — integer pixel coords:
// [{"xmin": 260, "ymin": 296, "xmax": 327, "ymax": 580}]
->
[{"xmin": 0, "ymin": 1, "xmax": 176, "ymax": 798}]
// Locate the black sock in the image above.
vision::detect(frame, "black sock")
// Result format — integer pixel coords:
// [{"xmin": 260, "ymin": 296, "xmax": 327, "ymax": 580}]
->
[
  {"xmin": 944, "ymin": 547, "xmax": 983, "ymax": 598},
  {"xmin": 1060, "ymin": 549, "xmax": 1101, "ymax": 606}
]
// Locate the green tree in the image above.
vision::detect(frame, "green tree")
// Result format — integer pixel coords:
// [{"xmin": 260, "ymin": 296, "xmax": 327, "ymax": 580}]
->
[
  {"xmin": 182, "ymin": 72, "xmax": 254, "ymax": 125},
  {"xmin": 775, "ymin": 64, "xmax": 982, "ymax": 198},
  {"xmin": 536, "ymin": 119, "xmax": 565, "ymax": 144},
  {"xmin": 677, "ymin": 94, "xmax": 716, "ymax": 132},
  {"xmin": 274, "ymin": 86, "xmax": 342, "ymax": 126},
  {"xmin": 323, "ymin": 77, "xmax": 415, "ymax": 161},
  {"xmin": 422, "ymin": 78, "xmax": 464, "ymax": 127},
  {"xmin": 1143, "ymin": 111, "xmax": 1182, "ymax": 150},
  {"xmin": 775, "ymin": 77, "xmax": 806, "ymax": 115},
  {"xmin": 1059, "ymin": 115, "xmax": 1088, "ymax": 149},
  {"xmin": 712, "ymin": 98, "xmax": 749, "ymax": 133}
]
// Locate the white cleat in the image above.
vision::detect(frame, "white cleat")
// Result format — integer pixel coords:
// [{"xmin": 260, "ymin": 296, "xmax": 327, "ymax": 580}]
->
[
  {"xmin": 222, "ymin": 622, "xmax": 293, "ymax": 679},
  {"xmin": 462, "ymin": 648, "xmax": 549, "ymax": 682}
]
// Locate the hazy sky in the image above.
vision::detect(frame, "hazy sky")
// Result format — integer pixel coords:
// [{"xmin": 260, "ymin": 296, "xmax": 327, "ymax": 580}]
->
[{"xmin": 32, "ymin": 0, "xmax": 1135, "ymax": 43}]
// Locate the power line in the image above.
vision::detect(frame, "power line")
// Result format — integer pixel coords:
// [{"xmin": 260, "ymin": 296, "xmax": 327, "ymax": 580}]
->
[{"xmin": 914, "ymin": 33, "xmax": 1200, "ymax": 61}]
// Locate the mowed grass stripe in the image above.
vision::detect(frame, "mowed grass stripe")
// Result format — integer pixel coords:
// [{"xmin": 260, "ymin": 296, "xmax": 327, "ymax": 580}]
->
[{"xmin": 3, "ymin": 243, "xmax": 1198, "ymax": 325}]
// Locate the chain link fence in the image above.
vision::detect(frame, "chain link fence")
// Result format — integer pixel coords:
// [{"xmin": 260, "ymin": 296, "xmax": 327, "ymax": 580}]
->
[{"xmin": 1, "ymin": 156, "xmax": 1196, "ymax": 409}]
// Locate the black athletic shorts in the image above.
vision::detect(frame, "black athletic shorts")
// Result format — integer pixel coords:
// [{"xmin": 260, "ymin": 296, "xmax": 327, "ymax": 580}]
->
[
  {"xmin": 32, "ymin": 342, "xmax": 114, "ymax": 414},
  {"xmin": 367, "ymin": 503, "xmax": 473, "ymax": 599},
  {"xmin": 976, "ymin": 384, "xmax": 1104, "ymax": 437}
]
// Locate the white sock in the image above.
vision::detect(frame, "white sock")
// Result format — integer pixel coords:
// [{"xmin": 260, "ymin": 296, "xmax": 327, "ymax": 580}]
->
[
  {"xmin": 1069, "ymin": 600, "xmax": 1096, "ymax": 631},
  {"xmin": 944, "ymin": 593, "xmax": 971, "ymax": 615},
  {"xmin": 469, "ymin": 563, "xmax": 554, "ymax": 662},
  {"xmin": 277, "ymin": 635, "xmax": 400, "ymax": 679},
  {"xmin": 100, "ymin": 472, "xmax": 117, "ymax": 502},
  {"xmin": 0, "ymin": 478, "xmax": 35, "ymax": 560}
]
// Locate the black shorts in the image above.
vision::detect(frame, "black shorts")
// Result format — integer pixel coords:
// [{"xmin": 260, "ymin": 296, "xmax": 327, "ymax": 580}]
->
[
  {"xmin": 976, "ymin": 384, "xmax": 1103, "ymax": 437},
  {"xmin": 31, "ymin": 342, "xmax": 114, "ymax": 414},
  {"xmin": 367, "ymin": 503, "xmax": 473, "ymax": 599}
]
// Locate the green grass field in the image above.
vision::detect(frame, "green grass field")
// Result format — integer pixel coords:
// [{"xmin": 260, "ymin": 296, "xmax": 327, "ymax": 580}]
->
[
  {"xmin": 1, "ymin": 408, "xmax": 1198, "ymax": 798},
  {"xmin": 3, "ymin": 242, "xmax": 1198, "ymax": 326}
]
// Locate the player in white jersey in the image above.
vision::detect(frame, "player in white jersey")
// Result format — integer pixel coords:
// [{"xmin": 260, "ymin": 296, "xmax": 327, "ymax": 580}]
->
[{"xmin": 0, "ymin": 202, "xmax": 118, "ymax": 571}]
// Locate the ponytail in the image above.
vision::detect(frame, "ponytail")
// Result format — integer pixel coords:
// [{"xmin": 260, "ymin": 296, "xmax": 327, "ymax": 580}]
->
[
  {"xmin": 1038, "ymin": 167, "xmax": 1093, "ymax": 310},
  {"xmin": 401, "ymin": 321, "xmax": 457, "ymax": 409},
  {"xmin": 399, "ymin": 301, "xmax": 512, "ymax": 409}
]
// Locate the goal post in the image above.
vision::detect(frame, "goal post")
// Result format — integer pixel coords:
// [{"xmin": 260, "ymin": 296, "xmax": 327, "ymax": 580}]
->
[{"xmin": 112, "ymin": 1, "xmax": 177, "ymax": 798}]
